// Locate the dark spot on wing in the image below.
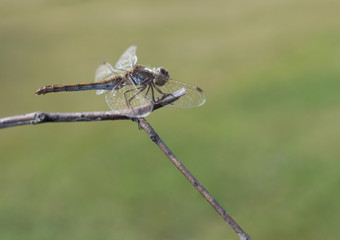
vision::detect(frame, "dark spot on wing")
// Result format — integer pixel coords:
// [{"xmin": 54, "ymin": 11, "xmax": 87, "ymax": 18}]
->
[{"xmin": 196, "ymin": 87, "xmax": 204, "ymax": 93}]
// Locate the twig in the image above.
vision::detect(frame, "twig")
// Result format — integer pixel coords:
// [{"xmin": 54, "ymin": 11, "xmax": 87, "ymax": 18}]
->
[
  {"xmin": 137, "ymin": 118, "xmax": 251, "ymax": 240},
  {"xmin": 0, "ymin": 88, "xmax": 251, "ymax": 240},
  {"xmin": 0, "ymin": 89, "xmax": 186, "ymax": 129}
]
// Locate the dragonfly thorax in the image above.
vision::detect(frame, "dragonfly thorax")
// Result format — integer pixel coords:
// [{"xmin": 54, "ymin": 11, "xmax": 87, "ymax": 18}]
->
[
  {"xmin": 129, "ymin": 65, "xmax": 155, "ymax": 86},
  {"xmin": 154, "ymin": 67, "xmax": 170, "ymax": 86}
]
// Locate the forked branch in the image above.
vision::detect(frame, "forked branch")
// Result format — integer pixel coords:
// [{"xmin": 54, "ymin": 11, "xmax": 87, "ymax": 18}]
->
[{"xmin": 0, "ymin": 88, "xmax": 251, "ymax": 240}]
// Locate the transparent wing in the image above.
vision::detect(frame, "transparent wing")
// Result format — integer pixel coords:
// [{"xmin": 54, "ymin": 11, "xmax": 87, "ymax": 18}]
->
[
  {"xmin": 95, "ymin": 62, "xmax": 122, "ymax": 95},
  {"xmin": 105, "ymin": 85, "xmax": 153, "ymax": 118},
  {"xmin": 153, "ymin": 80, "xmax": 206, "ymax": 108},
  {"xmin": 115, "ymin": 45, "xmax": 138, "ymax": 71}
]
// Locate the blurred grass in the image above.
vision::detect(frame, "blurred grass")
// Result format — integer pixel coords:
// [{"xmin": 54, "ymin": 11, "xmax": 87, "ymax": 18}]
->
[{"xmin": 1, "ymin": 0, "xmax": 340, "ymax": 239}]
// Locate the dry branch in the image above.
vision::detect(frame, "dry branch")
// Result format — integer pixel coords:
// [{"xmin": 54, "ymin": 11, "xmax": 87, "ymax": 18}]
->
[
  {"xmin": 137, "ymin": 118, "xmax": 251, "ymax": 240},
  {"xmin": 0, "ymin": 89, "xmax": 185, "ymax": 129},
  {"xmin": 0, "ymin": 88, "xmax": 251, "ymax": 240}
]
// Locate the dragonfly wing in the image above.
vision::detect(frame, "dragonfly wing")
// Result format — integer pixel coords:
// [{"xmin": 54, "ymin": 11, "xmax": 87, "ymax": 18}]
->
[
  {"xmin": 115, "ymin": 45, "xmax": 138, "ymax": 71},
  {"xmin": 105, "ymin": 85, "xmax": 153, "ymax": 117},
  {"xmin": 95, "ymin": 62, "xmax": 122, "ymax": 95},
  {"xmin": 156, "ymin": 80, "xmax": 206, "ymax": 108}
]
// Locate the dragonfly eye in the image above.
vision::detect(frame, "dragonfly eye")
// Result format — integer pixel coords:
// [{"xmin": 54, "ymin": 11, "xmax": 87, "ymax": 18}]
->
[
  {"xmin": 160, "ymin": 67, "xmax": 168, "ymax": 75},
  {"xmin": 155, "ymin": 67, "xmax": 170, "ymax": 86}
]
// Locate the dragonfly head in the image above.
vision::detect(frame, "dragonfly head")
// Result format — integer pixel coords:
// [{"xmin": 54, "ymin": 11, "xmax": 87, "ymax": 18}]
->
[{"xmin": 154, "ymin": 67, "xmax": 170, "ymax": 86}]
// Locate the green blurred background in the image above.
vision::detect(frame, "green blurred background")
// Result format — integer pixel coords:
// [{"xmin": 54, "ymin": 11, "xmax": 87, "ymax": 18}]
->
[{"xmin": 1, "ymin": 0, "xmax": 340, "ymax": 239}]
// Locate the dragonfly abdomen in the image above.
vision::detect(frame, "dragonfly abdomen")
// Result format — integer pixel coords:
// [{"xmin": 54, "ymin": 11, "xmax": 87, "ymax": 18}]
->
[{"xmin": 34, "ymin": 77, "xmax": 122, "ymax": 95}]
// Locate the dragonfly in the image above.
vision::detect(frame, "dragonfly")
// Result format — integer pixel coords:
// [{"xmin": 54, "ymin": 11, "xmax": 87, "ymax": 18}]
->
[{"xmin": 35, "ymin": 45, "xmax": 206, "ymax": 117}]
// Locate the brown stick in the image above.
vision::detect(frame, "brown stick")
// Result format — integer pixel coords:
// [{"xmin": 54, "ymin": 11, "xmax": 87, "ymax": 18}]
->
[
  {"xmin": 0, "ymin": 89, "xmax": 252, "ymax": 239},
  {"xmin": 137, "ymin": 118, "xmax": 251, "ymax": 240},
  {"xmin": 0, "ymin": 89, "xmax": 186, "ymax": 129}
]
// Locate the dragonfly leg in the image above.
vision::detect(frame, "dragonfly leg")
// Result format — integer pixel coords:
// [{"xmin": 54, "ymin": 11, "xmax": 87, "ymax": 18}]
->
[
  {"xmin": 151, "ymin": 82, "xmax": 172, "ymax": 102},
  {"xmin": 152, "ymin": 82, "xmax": 165, "ymax": 95},
  {"xmin": 144, "ymin": 84, "xmax": 158, "ymax": 103},
  {"xmin": 127, "ymin": 86, "xmax": 147, "ymax": 104},
  {"xmin": 150, "ymin": 84, "xmax": 156, "ymax": 102},
  {"xmin": 144, "ymin": 84, "xmax": 151, "ymax": 97},
  {"xmin": 132, "ymin": 118, "xmax": 142, "ymax": 130},
  {"xmin": 123, "ymin": 86, "xmax": 148, "ymax": 116},
  {"xmin": 123, "ymin": 87, "xmax": 138, "ymax": 110}
]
